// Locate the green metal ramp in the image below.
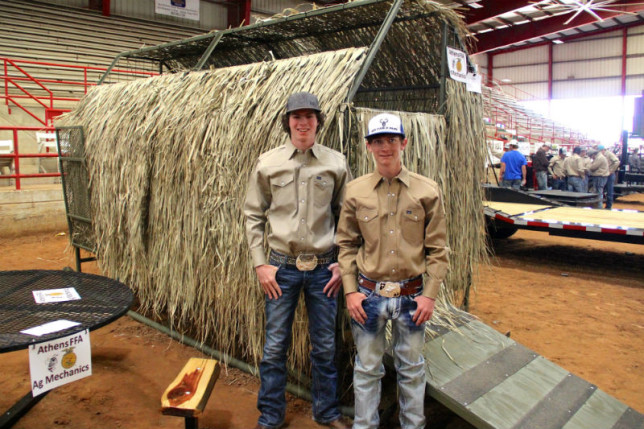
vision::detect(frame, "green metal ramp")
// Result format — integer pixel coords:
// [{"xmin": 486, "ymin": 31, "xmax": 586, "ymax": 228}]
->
[{"xmin": 424, "ymin": 307, "xmax": 643, "ymax": 429}]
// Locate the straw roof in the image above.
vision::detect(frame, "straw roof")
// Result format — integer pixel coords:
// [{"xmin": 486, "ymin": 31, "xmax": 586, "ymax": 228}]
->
[{"xmin": 105, "ymin": 0, "xmax": 470, "ymax": 113}]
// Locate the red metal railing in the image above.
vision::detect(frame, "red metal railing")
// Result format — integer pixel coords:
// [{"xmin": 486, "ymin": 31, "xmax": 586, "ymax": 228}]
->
[
  {"xmin": 1, "ymin": 57, "xmax": 157, "ymax": 126},
  {"xmin": 0, "ymin": 57, "xmax": 158, "ymax": 190},
  {"xmin": 0, "ymin": 126, "xmax": 60, "ymax": 190}
]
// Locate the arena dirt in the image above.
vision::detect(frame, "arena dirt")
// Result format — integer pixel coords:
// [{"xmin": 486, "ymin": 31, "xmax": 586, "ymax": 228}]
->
[{"xmin": 1, "ymin": 194, "xmax": 642, "ymax": 428}]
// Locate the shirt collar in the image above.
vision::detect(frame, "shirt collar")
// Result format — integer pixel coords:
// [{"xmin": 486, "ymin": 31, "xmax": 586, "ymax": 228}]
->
[
  {"xmin": 370, "ymin": 165, "xmax": 410, "ymax": 189},
  {"xmin": 286, "ymin": 140, "xmax": 319, "ymax": 159}
]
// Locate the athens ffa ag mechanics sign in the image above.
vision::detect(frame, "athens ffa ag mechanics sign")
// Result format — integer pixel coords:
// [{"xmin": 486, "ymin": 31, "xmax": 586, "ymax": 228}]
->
[{"xmin": 29, "ymin": 329, "xmax": 92, "ymax": 396}]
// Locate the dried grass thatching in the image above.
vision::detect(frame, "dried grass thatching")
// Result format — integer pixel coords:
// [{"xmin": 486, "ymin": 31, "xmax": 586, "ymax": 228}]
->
[{"xmin": 59, "ymin": 48, "xmax": 367, "ymax": 371}]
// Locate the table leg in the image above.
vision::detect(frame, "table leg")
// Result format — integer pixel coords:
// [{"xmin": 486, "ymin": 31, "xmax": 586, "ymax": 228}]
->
[{"xmin": 0, "ymin": 390, "xmax": 48, "ymax": 429}]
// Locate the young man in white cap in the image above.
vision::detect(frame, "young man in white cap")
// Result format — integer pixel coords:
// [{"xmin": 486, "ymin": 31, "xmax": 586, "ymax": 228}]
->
[
  {"xmin": 244, "ymin": 91, "xmax": 351, "ymax": 429},
  {"xmin": 337, "ymin": 113, "xmax": 449, "ymax": 429}
]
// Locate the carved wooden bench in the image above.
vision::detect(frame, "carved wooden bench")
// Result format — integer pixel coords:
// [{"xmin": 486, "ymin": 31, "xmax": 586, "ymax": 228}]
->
[{"xmin": 161, "ymin": 358, "xmax": 221, "ymax": 429}]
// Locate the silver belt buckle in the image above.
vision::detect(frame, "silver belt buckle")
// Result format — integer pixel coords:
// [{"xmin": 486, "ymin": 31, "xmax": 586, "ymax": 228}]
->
[
  {"xmin": 296, "ymin": 254, "xmax": 318, "ymax": 271},
  {"xmin": 378, "ymin": 281, "xmax": 401, "ymax": 298}
]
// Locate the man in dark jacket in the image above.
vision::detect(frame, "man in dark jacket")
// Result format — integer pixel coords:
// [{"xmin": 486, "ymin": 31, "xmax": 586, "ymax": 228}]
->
[{"xmin": 532, "ymin": 144, "xmax": 550, "ymax": 190}]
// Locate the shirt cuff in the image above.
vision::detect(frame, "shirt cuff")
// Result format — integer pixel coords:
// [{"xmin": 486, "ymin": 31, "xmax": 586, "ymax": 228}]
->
[
  {"xmin": 250, "ymin": 246, "xmax": 267, "ymax": 267},
  {"xmin": 342, "ymin": 274, "xmax": 358, "ymax": 295},
  {"xmin": 422, "ymin": 278, "xmax": 441, "ymax": 299}
]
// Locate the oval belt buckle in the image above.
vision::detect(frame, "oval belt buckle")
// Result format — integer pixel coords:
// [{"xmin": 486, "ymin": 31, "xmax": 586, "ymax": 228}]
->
[
  {"xmin": 379, "ymin": 282, "xmax": 401, "ymax": 298},
  {"xmin": 296, "ymin": 254, "xmax": 318, "ymax": 271}
]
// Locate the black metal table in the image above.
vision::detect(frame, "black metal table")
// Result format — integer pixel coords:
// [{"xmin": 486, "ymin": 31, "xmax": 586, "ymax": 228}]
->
[{"xmin": 0, "ymin": 270, "xmax": 133, "ymax": 428}]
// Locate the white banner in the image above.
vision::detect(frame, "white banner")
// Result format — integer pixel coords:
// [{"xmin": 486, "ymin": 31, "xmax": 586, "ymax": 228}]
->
[
  {"xmin": 155, "ymin": 0, "xmax": 200, "ymax": 21},
  {"xmin": 29, "ymin": 330, "xmax": 92, "ymax": 396},
  {"xmin": 446, "ymin": 47, "xmax": 468, "ymax": 83}
]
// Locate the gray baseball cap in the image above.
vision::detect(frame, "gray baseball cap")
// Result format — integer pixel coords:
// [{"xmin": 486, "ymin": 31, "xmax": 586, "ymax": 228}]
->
[{"xmin": 286, "ymin": 92, "xmax": 321, "ymax": 113}]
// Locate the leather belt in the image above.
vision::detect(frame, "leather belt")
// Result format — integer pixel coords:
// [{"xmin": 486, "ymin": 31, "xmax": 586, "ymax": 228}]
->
[
  {"xmin": 358, "ymin": 274, "xmax": 423, "ymax": 297},
  {"xmin": 269, "ymin": 248, "xmax": 337, "ymax": 271}
]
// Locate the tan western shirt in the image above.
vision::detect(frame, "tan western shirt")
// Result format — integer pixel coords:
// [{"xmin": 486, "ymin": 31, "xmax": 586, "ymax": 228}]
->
[
  {"xmin": 588, "ymin": 153, "xmax": 609, "ymax": 177},
  {"xmin": 604, "ymin": 151, "xmax": 620, "ymax": 174},
  {"xmin": 244, "ymin": 140, "xmax": 351, "ymax": 267},
  {"xmin": 548, "ymin": 156, "xmax": 566, "ymax": 178},
  {"xmin": 336, "ymin": 167, "xmax": 449, "ymax": 299},
  {"xmin": 564, "ymin": 154, "xmax": 586, "ymax": 177}
]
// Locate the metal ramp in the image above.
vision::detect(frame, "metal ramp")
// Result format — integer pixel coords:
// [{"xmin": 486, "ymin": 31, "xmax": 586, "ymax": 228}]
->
[{"xmin": 424, "ymin": 307, "xmax": 644, "ymax": 429}]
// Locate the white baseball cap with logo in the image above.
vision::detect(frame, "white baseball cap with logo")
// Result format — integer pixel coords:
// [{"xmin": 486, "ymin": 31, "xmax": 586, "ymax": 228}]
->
[{"xmin": 365, "ymin": 113, "xmax": 405, "ymax": 139}]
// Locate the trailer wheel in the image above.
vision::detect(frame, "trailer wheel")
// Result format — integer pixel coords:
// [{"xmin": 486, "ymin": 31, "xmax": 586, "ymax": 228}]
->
[{"xmin": 486, "ymin": 217, "xmax": 518, "ymax": 239}]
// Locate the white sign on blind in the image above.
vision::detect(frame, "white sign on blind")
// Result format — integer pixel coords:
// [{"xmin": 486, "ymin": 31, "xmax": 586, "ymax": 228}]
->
[{"xmin": 29, "ymin": 330, "xmax": 92, "ymax": 396}]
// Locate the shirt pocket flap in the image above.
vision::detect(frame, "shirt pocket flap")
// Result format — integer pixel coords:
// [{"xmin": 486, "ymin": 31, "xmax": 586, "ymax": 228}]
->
[
  {"xmin": 403, "ymin": 207, "xmax": 423, "ymax": 222},
  {"xmin": 357, "ymin": 207, "xmax": 378, "ymax": 223},
  {"xmin": 313, "ymin": 174, "xmax": 331, "ymax": 189},
  {"xmin": 270, "ymin": 173, "xmax": 294, "ymax": 188}
]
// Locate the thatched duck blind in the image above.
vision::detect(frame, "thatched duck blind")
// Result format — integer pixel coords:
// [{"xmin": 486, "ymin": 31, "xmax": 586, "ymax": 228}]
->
[{"xmin": 59, "ymin": 0, "xmax": 487, "ymax": 378}]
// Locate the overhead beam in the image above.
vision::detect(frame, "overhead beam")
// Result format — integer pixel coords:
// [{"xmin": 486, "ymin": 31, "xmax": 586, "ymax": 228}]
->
[
  {"xmin": 464, "ymin": 0, "xmax": 532, "ymax": 25},
  {"xmin": 477, "ymin": 15, "xmax": 644, "ymax": 56},
  {"xmin": 472, "ymin": 2, "xmax": 644, "ymax": 53}
]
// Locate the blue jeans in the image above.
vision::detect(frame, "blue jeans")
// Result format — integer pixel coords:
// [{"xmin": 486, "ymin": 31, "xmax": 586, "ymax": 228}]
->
[
  {"xmin": 501, "ymin": 179, "xmax": 521, "ymax": 190},
  {"xmin": 552, "ymin": 178, "xmax": 566, "ymax": 191},
  {"xmin": 351, "ymin": 285, "xmax": 426, "ymax": 429},
  {"xmin": 590, "ymin": 176, "xmax": 608, "ymax": 209},
  {"xmin": 567, "ymin": 176, "xmax": 584, "ymax": 192},
  {"xmin": 536, "ymin": 171, "xmax": 548, "ymax": 190},
  {"xmin": 258, "ymin": 262, "xmax": 340, "ymax": 428},
  {"xmin": 605, "ymin": 173, "xmax": 615, "ymax": 209}
]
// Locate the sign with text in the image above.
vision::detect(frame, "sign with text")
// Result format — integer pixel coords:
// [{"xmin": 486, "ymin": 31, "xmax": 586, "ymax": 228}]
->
[
  {"xmin": 29, "ymin": 330, "xmax": 92, "ymax": 396},
  {"xmin": 446, "ymin": 47, "xmax": 468, "ymax": 83},
  {"xmin": 155, "ymin": 0, "xmax": 200, "ymax": 21},
  {"xmin": 33, "ymin": 287, "xmax": 81, "ymax": 304}
]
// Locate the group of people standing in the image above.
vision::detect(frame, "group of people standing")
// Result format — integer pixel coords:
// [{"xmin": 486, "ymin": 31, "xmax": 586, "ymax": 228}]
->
[
  {"xmin": 244, "ymin": 92, "xmax": 449, "ymax": 429},
  {"xmin": 499, "ymin": 140, "xmax": 641, "ymax": 210}
]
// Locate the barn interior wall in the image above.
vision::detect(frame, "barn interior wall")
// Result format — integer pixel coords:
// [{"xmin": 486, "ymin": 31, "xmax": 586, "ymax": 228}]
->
[{"xmin": 472, "ymin": 25, "xmax": 644, "ymax": 101}]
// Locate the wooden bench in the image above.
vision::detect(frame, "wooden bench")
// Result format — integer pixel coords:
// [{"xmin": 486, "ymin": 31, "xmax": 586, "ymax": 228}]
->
[{"xmin": 161, "ymin": 358, "xmax": 221, "ymax": 429}]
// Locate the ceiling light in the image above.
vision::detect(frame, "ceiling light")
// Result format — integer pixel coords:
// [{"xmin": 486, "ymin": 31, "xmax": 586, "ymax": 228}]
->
[{"xmin": 553, "ymin": 39, "xmax": 564, "ymax": 44}]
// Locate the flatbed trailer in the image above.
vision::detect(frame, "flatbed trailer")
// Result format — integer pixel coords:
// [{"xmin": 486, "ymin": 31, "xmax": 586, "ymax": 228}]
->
[{"xmin": 483, "ymin": 186, "xmax": 644, "ymax": 245}]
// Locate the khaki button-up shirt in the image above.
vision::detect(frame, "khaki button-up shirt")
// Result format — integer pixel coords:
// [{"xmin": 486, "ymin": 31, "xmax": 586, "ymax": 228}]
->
[
  {"xmin": 548, "ymin": 156, "xmax": 566, "ymax": 178},
  {"xmin": 337, "ymin": 167, "xmax": 449, "ymax": 299},
  {"xmin": 604, "ymin": 150, "xmax": 620, "ymax": 174},
  {"xmin": 589, "ymin": 153, "xmax": 609, "ymax": 177},
  {"xmin": 564, "ymin": 154, "xmax": 586, "ymax": 177},
  {"xmin": 244, "ymin": 140, "xmax": 350, "ymax": 267}
]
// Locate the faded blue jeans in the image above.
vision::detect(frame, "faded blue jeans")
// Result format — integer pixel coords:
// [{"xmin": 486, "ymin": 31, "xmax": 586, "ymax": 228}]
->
[
  {"xmin": 568, "ymin": 176, "xmax": 584, "ymax": 192},
  {"xmin": 257, "ymin": 262, "xmax": 341, "ymax": 428},
  {"xmin": 536, "ymin": 170, "xmax": 548, "ymax": 190},
  {"xmin": 351, "ymin": 285, "xmax": 426, "ymax": 429},
  {"xmin": 590, "ymin": 176, "xmax": 608, "ymax": 209}
]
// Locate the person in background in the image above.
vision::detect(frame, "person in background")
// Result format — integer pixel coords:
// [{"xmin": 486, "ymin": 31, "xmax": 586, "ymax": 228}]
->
[
  {"xmin": 548, "ymin": 148, "xmax": 567, "ymax": 191},
  {"xmin": 244, "ymin": 92, "xmax": 351, "ymax": 429},
  {"xmin": 337, "ymin": 113, "xmax": 449, "ymax": 429},
  {"xmin": 580, "ymin": 147, "xmax": 591, "ymax": 192},
  {"xmin": 629, "ymin": 148, "xmax": 642, "ymax": 173},
  {"xmin": 599, "ymin": 145, "xmax": 620, "ymax": 209},
  {"xmin": 587, "ymin": 148, "xmax": 608, "ymax": 209},
  {"xmin": 564, "ymin": 146, "xmax": 586, "ymax": 192},
  {"xmin": 532, "ymin": 144, "xmax": 550, "ymax": 190},
  {"xmin": 499, "ymin": 141, "xmax": 527, "ymax": 190}
]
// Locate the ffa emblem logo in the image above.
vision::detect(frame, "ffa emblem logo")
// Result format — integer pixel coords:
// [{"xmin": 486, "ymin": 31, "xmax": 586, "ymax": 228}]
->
[
  {"xmin": 61, "ymin": 347, "xmax": 77, "ymax": 369},
  {"xmin": 379, "ymin": 118, "xmax": 389, "ymax": 128}
]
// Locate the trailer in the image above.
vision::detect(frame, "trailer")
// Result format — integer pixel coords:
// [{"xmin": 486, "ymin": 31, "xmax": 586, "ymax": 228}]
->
[{"xmin": 484, "ymin": 186, "xmax": 644, "ymax": 245}]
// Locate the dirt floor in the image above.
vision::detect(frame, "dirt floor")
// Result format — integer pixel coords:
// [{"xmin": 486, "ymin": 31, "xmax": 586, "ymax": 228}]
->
[{"xmin": 1, "ymin": 194, "xmax": 643, "ymax": 429}]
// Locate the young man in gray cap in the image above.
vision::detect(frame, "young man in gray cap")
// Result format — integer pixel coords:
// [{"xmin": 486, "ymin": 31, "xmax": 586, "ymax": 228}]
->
[
  {"xmin": 244, "ymin": 92, "xmax": 351, "ymax": 429},
  {"xmin": 337, "ymin": 113, "xmax": 449, "ymax": 429}
]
